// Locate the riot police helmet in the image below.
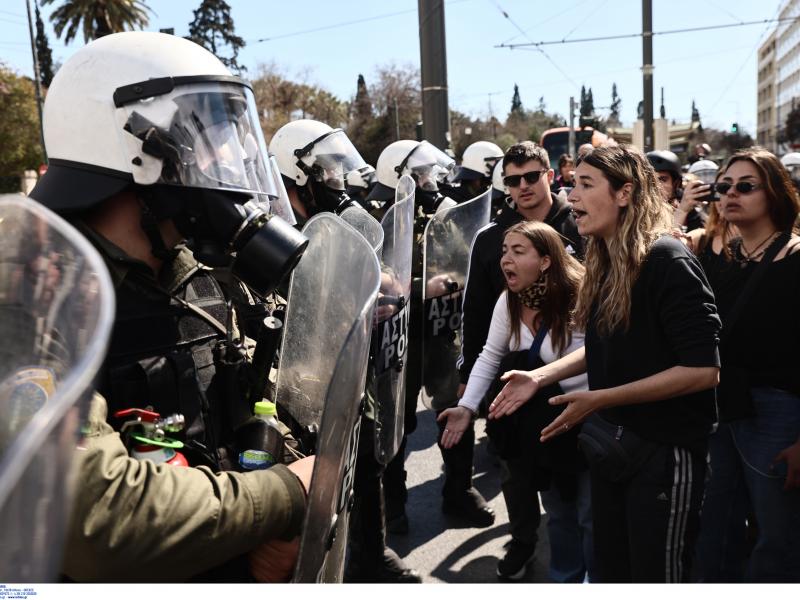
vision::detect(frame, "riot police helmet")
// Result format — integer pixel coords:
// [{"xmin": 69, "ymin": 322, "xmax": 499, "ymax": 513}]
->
[
  {"xmin": 30, "ymin": 32, "xmax": 284, "ymax": 215},
  {"xmin": 367, "ymin": 140, "xmax": 455, "ymax": 202},
  {"xmin": 269, "ymin": 119, "xmax": 370, "ymax": 192},
  {"xmin": 451, "ymin": 140, "xmax": 503, "ymax": 183}
]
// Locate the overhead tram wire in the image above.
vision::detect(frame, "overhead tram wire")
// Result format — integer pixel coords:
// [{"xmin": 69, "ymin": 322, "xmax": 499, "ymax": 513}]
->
[
  {"xmin": 495, "ymin": 16, "xmax": 800, "ymax": 49},
  {"xmin": 498, "ymin": 0, "xmax": 593, "ymax": 46},
  {"xmin": 249, "ymin": 0, "xmax": 472, "ymax": 44},
  {"xmin": 489, "ymin": 0, "xmax": 579, "ymax": 88}
]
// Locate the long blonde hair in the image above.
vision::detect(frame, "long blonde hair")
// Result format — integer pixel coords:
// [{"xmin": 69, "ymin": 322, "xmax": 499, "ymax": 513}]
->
[
  {"xmin": 504, "ymin": 221, "xmax": 585, "ymax": 355},
  {"xmin": 573, "ymin": 145, "xmax": 673, "ymax": 335}
]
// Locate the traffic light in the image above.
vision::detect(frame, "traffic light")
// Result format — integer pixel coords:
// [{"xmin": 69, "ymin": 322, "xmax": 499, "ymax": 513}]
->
[{"xmin": 730, "ymin": 122, "xmax": 739, "ymax": 134}]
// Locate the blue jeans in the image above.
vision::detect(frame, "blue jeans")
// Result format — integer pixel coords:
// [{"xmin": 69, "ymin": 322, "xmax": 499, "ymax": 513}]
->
[
  {"xmin": 541, "ymin": 470, "xmax": 594, "ymax": 583},
  {"xmin": 695, "ymin": 387, "xmax": 800, "ymax": 582}
]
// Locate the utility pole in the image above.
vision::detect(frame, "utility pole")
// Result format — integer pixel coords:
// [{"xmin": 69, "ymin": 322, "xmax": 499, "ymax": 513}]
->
[
  {"xmin": 569, "ymin": 96, "xmax": 576, "ymax": 158},
  {"xmin": 642, "ymin": 0, "xmax": 654, "ymax": 152},
  {"xmin": 418, "ymin": 0, "xmax": 450, "ymax": 151},
  {"xmin": 26, "ymin": 0, "xmax": 47, "ymax": 162},
  {"xmin": 394, "ymin": 97, "xmax": 401, "ymax": 140}
]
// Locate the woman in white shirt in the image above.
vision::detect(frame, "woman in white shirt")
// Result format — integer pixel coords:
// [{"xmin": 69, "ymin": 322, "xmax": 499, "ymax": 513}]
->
[{"xmin": 439, "ymin": 221, "xmax": 593, "ymax": 582}]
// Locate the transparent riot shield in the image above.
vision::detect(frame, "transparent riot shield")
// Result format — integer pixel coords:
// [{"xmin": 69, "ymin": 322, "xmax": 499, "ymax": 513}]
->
[
  {"xmin": 340, "ymin": 205, "xmax": 384, "ymax": 253},
  {"xmin": 421, "ymin": 189, "xmax": 491, "ymax": 410},
  {"xmin": 273, "ymin": 213, "xmax": 380, "ymax": 582},
  {"xmin": 0, "ymin": 195, "xmax": 115, "ymax": 582},
  {"xmin": 372, "ymin": 174, "xmax": 414, "ymax": 465}
]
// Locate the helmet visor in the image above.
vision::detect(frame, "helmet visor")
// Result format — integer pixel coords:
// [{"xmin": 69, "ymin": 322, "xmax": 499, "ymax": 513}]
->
[
  {"xmin": 301, "ymin": 130, "xmax": 369, "ymax": 191},
  {"xmin": 122, "ymin": 82, "xmax": 280, "ymax": 199},
  {"xmin": 402, "ymin": 141, "xmax": 455, "ymax": 191}
]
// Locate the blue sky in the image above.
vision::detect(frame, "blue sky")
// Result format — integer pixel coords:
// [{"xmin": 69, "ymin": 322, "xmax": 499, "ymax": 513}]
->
[{"xmin": 0, "ymin": 0, "xmax": 786, "ymax": 135}]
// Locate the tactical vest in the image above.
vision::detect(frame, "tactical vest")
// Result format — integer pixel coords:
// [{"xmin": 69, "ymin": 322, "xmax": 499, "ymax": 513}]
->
[{"xmin": 100, "ymin": 269, "xmax": 249, "ymax": 471}]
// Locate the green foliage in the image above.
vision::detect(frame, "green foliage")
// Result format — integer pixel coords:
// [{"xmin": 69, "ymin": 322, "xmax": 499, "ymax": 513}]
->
[
  {"xmin": 608, "ymin": 83, "xmax": 621, "ymax": 127},
  {"xmin": 187, "ymin": 0, "xmax": 246, "ymax": 73},
  {"xmin": 42, "ymin": 0, "xmax": 151, "ymax": 44},
  {"xmin": 250, "ymin": 62, "xmax": 348, "ymax": 140},
  {"xmin": 34, "ymin": 2, "xmax": 54, "ymax": 88},
  {"xmin": 784, "ymin": 104, "xmax": 800, "ymax": 145},
  {"xmin": 580, "ymin": 85, "xmax": 594, "ymax": 117},
  {"xmin": 0, "ymin": 66, "xmax": 45, "ymax": 192}
]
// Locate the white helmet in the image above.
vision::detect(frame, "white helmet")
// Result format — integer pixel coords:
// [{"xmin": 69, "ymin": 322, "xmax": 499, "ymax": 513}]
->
[
  {"xmin": 781, "ymin": 152, "xmax": 800, "ymax": 182},
  {"xmin": 687, "ymin": 159, "xmax": 719, "ymax": 184},
  {"xmin": 367, "ymin": 140, "xmax": 455, "ymax": 202},
  {"xmin": 491, "ymin": 160, "xmax": 507, "ymax": 201},
  {"xmin": 269, "ymin": 119, "xmax": 369, "ymax": 190},
  {"xmin": 31, "ymin": 31, "xmax": 282, "ymax": 213},
  {"xmin": 452, "ymin": 140, "xmax": 504, "ymax": 182}
]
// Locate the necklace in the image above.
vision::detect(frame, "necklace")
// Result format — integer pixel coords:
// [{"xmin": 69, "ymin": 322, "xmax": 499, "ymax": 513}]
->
[{"xmin": 732, "ymin": 231, "xmax": 777, "ymax": 267}]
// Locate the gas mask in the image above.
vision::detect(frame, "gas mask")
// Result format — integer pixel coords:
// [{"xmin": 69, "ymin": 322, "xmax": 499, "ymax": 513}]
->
[{"xmin": 120, "ymin": 82, "xmax": 308, "ymax": 297}]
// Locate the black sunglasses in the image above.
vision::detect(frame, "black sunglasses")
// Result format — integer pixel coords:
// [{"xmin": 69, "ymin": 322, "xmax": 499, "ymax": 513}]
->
[
  {"xmin": 503, "ymin": 169, "xmax": 547, "ymax": 187},
  {"xmin": 715, "ymin": 181, "xmax": 763, "ymax": 195}
]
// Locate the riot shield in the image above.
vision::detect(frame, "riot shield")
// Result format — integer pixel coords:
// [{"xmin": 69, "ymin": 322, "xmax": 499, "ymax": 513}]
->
[
  {"xmin": 340, "ymin": 205, "xmax": 384, "ymax": 253},
  {"xmin": 421, "ymin": 189, "xmax": 491, "ymax": 410},
  {"xmin": 372, "ymin": 174, "xmax": 414, "ymax": 465},
  {"xmin": 273, "ymin": 213, "xmax": 380, "ymax": 582},
  {"xmin": 0, "ymin": 195, "xmax": 115, "ymax": 582}
]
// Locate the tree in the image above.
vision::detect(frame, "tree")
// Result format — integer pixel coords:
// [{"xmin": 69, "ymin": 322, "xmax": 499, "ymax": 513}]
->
[
  {"xmin": 42, "ymin": 0, "xmax": 151, "ymax": 44},
  {"xmin": 784, "ymin": 104, "xmax": 800, "ymax": 145},
  {"xmin": 0, "ymin": 66, "xmax": 45, "ymax": 192},
  {"xmin": 34, "ymin": 1, "xmax": 54, "ymax": 88},
  {"xmin": 250, "ymin": 62, "xmax": 348, "ymax": 139},
  {"xmin": 608, "ymin": 83, "xmax": 622, "ymax": 127},
  {"xmin": 510, "ymin": 84, "xmax": 523, "ymax": 115},
  {"xmin": 352, "ymin": 74, "xmax": 372, "ymax": 122},
  {"xmin": 187, "ymin": 0, "xmax": 246, "ymax": 73},
  {"xmin": 580, "ymin": 85, "xmax": 594, "ymax": 117},
  {"xmin": 691, "ymin": 99, "xmax": 701, "ymax": 124},
  {"xmin": 536, "ymin": 96, "xmax": 546, "ymax": 114}
]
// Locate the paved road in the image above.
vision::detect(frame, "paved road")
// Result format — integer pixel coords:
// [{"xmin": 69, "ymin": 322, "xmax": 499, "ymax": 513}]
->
[{"xmin": 385, "ymin": 404, "xmax": 552, "ymax": 584}]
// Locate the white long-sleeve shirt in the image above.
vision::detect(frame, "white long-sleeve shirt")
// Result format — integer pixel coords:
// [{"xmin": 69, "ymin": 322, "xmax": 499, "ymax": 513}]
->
[{"xmin": 458, "ymin": 291, "xmax": 588, "ymax": 414}]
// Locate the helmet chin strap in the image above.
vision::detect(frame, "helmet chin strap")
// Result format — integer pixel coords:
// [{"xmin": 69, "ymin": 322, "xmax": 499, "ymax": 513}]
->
[{"xmin": 137, "ymin": 194, "xmax": 180, "ymax": 263}]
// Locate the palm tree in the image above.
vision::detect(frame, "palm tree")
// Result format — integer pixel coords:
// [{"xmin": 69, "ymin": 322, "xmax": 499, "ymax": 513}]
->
[{"xmin": 41, "ymin": 0, "xmax": 153, "ymax": 44}]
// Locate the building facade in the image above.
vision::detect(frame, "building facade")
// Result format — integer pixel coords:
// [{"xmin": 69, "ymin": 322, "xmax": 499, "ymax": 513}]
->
[
  {"xmin": 758, "ymin": 31, "xmax": 778, "ymax": 152},
  {"xmin": 771, "ymin": 0, "xmax": 800, "ymax": 153}
]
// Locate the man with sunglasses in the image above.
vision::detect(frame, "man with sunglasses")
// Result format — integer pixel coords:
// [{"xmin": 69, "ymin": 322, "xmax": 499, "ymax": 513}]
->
[{"xmin": 457, "ymin": 141, "xmax": 583, "ymax": 577}]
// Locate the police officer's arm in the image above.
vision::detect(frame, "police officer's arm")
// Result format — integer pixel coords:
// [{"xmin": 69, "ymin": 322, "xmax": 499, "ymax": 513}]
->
[
  {"xmin": 62, "ymin": 394, "xmax": 308, "ymax": 582},
  {"xmin": 457, "ymin": 238, "xmax": 493, "ymax": 385}
]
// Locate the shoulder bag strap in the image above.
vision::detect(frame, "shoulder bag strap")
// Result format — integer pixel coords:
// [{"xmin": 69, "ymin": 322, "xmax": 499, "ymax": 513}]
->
[
  {"xmin": 721, "ymin": 230, "xmax": 791, "ymax": 343},
  {"xmin": 526, "ymin": 321, "xmax": 550, "ymax": 369}
]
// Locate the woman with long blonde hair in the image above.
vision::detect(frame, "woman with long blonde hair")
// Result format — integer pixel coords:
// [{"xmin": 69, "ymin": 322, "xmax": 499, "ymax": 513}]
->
[{"xmin": 489, "ymin": 145, "xmax": 721, "ymax": 582}]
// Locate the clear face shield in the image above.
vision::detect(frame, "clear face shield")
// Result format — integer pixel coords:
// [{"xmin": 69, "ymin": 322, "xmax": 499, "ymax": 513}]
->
[
  {"xmin": 299, "ymin": 129, "xmax": 369, "ymax": 192},
  {"xmin": 400, "ymin": 141, "xmax": 455, "ymax": 192},
  {"xmin": 118, "ymin": 80, "xmax": 307, "ymax": 296},
  {"xmin": 692, "ymin": 169, "xmax": 718, "ymax": 185}
]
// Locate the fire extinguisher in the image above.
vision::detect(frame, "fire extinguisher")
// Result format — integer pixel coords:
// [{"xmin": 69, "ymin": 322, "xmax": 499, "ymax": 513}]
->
[{"xmin": 114, "ymin": 408, "xmax": 189, "ymax": 467}]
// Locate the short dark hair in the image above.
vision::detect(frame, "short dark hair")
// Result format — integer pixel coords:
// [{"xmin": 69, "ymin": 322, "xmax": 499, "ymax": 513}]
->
[
  {"xmin": 503, "ymin": 141, "xmax": 550, "ymax": 172},
  {"xmin": 558, "ymin": 153, "xmax": 574, "ymax": 169}
]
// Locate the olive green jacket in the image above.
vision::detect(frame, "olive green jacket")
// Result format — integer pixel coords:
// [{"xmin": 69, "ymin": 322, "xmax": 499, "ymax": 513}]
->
[{"xmin": 62, "ymin": 224, "xmax": 306, "ymax": 582}]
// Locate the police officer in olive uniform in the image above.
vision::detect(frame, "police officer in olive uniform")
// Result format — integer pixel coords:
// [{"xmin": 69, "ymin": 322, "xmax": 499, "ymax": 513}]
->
[{"xmin": 29, "ymin": 32, "xmax": 313, "ymax": 582}]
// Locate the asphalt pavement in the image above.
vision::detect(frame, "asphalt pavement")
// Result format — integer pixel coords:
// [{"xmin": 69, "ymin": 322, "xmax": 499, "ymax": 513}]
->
[{"xmin": 386, "ymin": 402, "xmax": 552, "ymax": 584}]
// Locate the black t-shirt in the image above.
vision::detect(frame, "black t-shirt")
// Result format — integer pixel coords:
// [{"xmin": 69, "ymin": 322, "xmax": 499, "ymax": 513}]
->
[
  {"xmin": 586, "ymin": 237, "xmax": 721, "ymax": 452},
  {"xmin": 699, "ymin": 243, "xmax": 800, "ymax": 420}
]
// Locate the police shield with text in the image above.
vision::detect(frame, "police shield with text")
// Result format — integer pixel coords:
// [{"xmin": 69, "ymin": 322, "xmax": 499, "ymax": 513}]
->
[
  {"xmin": 274, "ymin": 213, "xmax": 380, "ymax": 582},
  {"xmin": 372, "ymin": 175, "xmax": 415, "ymax": 466},
  {"xmin": 0, "ymin": 196, "xmax": 115, "ymax": 582}
]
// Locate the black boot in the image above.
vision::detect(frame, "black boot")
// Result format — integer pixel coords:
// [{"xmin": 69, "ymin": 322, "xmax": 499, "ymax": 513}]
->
[
  {"xmin": 437, "ymin": 411, "xmax": 495, "ymax": 528},
  {"xmin": 345, "ymin": 418, "xmax": 421, "ymax": 583}
]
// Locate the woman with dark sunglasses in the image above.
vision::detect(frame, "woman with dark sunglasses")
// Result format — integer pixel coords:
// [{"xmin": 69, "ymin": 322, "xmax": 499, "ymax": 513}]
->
[{"xmin": 692, "ymin": 147, "xmax": 800, "ymax": 583}]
